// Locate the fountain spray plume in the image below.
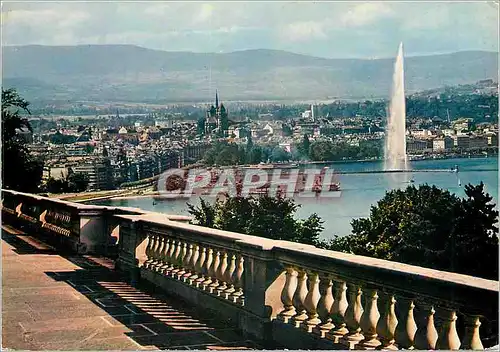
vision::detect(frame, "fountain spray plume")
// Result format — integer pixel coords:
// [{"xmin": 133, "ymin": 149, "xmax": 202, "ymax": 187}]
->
[{"xmin": 384, "ymin": 42, "xmax": 408, "ymax": 171}]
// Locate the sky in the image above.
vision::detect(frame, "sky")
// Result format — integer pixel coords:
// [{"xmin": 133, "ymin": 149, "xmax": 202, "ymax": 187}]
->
[{"xmin": 1, "ymin": 1, "xmax": 498, "ymax": 59}]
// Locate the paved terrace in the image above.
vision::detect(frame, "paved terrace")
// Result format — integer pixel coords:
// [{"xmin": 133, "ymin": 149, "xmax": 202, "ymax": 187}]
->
[{"xmin": 2, "ymin": 225, "xmax": 261, "ymax": 350}]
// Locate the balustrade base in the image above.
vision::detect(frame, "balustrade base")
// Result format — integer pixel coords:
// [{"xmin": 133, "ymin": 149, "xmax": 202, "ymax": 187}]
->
[
  {"xmin": 313, "ymin": 323, "xmax": 334, "ymax": 338},
  {"xmin": 379, "ymin": 343, "xmax": 399, "ymax": 351},
  {"xmin": 326, "ymin": 331, "xmax": 348, "ymax": 344},
  {"xmin": 291, "ymin": 314, "xmax": 308, "ymax": 328},
  {"xmin": 342, "ymin": 333, "xmax": 365, "ymax": 350},
  {"xmin": 139, "ymin": 266, "xmax": 275, "ymax": 349},
  {"xmin": 356, "ymin": 339, "xmax": 382, "ymax": 350},
  {"xmin": 277, "ymin": 312, "xmax": 295, "ymax": 324},
  {"xmin": 272, "ymin": 319, "xmax": 347, "ymax": 350}
]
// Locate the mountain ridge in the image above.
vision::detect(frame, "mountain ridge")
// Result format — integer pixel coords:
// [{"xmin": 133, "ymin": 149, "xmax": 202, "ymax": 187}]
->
[{"xmin": 2, "ymin": 45, "xmax": 498, "ymax": 104}]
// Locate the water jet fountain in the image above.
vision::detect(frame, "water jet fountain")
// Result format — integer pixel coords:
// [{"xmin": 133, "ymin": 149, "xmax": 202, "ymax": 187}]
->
[{"xmin": 384, "ymin": 42, "xmax": 408, "ymax": 171}]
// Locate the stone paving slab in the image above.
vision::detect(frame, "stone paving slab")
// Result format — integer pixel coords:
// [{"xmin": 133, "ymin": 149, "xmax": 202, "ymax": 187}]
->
[{"xmin": 2, "ymin": 226, "xmax": 261, "ymax": 350}]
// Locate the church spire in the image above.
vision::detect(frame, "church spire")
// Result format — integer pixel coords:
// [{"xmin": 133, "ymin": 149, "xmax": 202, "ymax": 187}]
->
[{"xmin": 215, "ymin": 90, "xmax": 219, "ymax": 108}]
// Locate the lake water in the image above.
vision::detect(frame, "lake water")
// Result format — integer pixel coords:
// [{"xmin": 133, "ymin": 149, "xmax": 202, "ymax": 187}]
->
[{"xmin": 93, "ymin": 157, "xmax": 498, "ymax": 240}]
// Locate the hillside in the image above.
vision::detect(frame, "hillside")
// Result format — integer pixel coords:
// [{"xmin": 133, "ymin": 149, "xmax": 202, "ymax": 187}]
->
[{"xmin": 2, "ymin": 45, "xmax": 498, "ymax": 104}]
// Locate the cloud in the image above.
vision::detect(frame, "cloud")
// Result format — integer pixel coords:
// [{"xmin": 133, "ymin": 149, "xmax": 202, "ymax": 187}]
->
[
  {"xmin": 1, "ymin": 2, "xmax": 497, "ymax": 58},
  {"xmin": 340, "ymin": 3, "xmax": 395, "ymax": 27},
  {"xmin": 281, "ymin": 21, "xmax": 328, "ymax": 42},
  {"xmin": 193, "ymin": 3, "xmax": 214, "ymax": 25},
  {"xmin": 2, "ymin": 8, "xmax": 89, "ymax": 28}
]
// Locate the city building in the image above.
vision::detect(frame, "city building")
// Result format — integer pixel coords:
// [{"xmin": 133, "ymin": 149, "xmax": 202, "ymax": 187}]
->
[
  {"xmin": 468, "ymin": 136, "xmax": 489, "ymax": 149},
  {"xmin": 407, "ymin": 139, "xmax": 432, "ymax": 154},
  {"xmin": 433, "ymin": 136, "xmax": 454, "ymax": 151},
  {"xmin": 73, "ymin": 158, "xmax": 113, "ymax": 191},
  {"xmin": 205, "ymin": 91, "xmax": 229, "ymax": 137}
]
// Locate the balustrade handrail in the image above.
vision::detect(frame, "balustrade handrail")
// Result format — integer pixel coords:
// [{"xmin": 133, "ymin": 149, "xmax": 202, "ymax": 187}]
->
[
  {"xmin": 1, "ymin": 189, "xmax": 191, "ymax": 220},
  {"xmin": 129, "ymin": 215, "xmax": 498, "ymax": 294}
]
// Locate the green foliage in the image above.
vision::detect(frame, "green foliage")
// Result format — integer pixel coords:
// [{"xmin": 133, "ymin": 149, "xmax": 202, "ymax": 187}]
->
[
  {"xmin": 44, "ymin": 172, "xmax": 89, "ymax": 194},
  {"xmin": 308, "ymin": 140, "xmax": 382, "ymax": 161},
  {"xmin": 188, "ymin": 195, "xmax": 324, "ymax": 245},
  {"xmin": 1, "ymin": 88, "xmax": 43, "ymax": 192},
  {"xmin": 204, "ymin": 141, "xmax": 266, "ymax": 166},
  {"xmin": 270, "ymin": 146, "xmax": 290, "ymax": 162},
  {"xmin": 197, "ymin": 117, "xmax": 205, "ymax": 135},
  {"xmin": 321, "ymin": 94, "xmax": 498, "ymax": 123},
  {"xmin": 323, "ymin": 183, "xmax": 499, "ymax": 279},
  {"xmin": 49, "ymin": 131, "xmax": 78, "ymax": 144},
  {"xmin": 282, "ymin": 123, "xmax": 293, "ymax": 137},
  {"xmin": 219, "ymin": 104, "xmax": 229, "ymax": 135},
  {"xmin": 247, "ymin": 146, "xmax": 264, "ymax": 164},
  {"xmin": 67, "ymin": 172, "xmax": 89, "ymax": 192},
  {"xmin": 187, "ymin": 199, "xmax": 216, "ymax": 228},
  {"xmin": 297, "ymin": 134, "xmax": 310, "ymax": 158}
]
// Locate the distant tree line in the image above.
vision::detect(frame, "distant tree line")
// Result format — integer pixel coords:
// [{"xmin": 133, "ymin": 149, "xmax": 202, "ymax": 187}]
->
[
  {"xmin": 295, "ymin": 135, "xmax": 383, "ymax": 161},
  {"xmin": 42, "ymin": 172, "xmax": 89, "ymax": 194},
  {"xmin": 318, "ymin": 94, "xmax": 498, "ymax": 123},
  {"xmin": 203, "ymin": 140, "xmax": 291, "ymax": 166}
]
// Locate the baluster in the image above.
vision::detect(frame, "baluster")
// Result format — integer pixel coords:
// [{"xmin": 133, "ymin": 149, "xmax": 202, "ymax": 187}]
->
[
  {"xmin": 146, "ymin": 234, "xmax": 159, "ymax": 269},
  {"xmin": 202, "ymin": 248, "xmax": 215, "ymax": 288},
  {"xmin": 150, "ymin": 234, "xmax": 162, "ymax": 269},
  {"xmin": 313, "ymin": 274, "xmax": 334, "ymax": 338},
  {"xmin": 376, "ymin": 293, "xmax": 399, "ymax": 350},
  {"xmin": 163, "ymin": 238, "xmax": 178, "ymax": 274},
  {"xmin": 208, "ymin": 249, "xmax": 221, "ymax": 293},
  {"xmin": 223, "ymin": 253, "xmax": 237, "ymax": 299},
  {"xmin": 291, "ymin": 269, "xmax": 309, "ymax": 328},
  {"xmin": 342, "ymin": 284, "xmax": 364, "ymax": 349},
  {"xmin": 462, "ymin": 316, "xmax": 484, "ymax": 350},
  {"xmin": 188, "ymin": 244, "xmax": 201, "ymax": 284},
  {"xmin": 194, "ymin": 246, "xmax": 207, "ymax": 286},
  {"xmin": 153, "ymin": 236, "xmax": 166, "ymax": 271},
  {"xmin": 177, "ymin": 241, "xmax": 188, "ymax": 278},
  {"xmin": 436, "ymin": 309, "xmax": 461, "ymax": 350},
  {"xmin": 359, "ymin": 288, "xmax": 382, "ymax": 349},
  {"xmin": 178, "ymin": 242, "xmax": 192, "ymax": 279},
  {"xmin": 302, "ymin": 271, "xmax": 322, "ymax": 333},
  {"xmin": 414, "ymin": 304, "xmax": 438, "ymax": 350},
  {"xmin": 327, "ymin": 280, "xmax": 349, "ymax": 343},
  {"xmin": 143, "ymin": 234, "xmax": 155, "ymax": 268},
  {"xmin": 230, "ymin": 254, "xmax": 245, "ymax": 304},
  {"xmin": 279, "ymin": 267, "xmax": 298, "ymax": 323},
  {"xmin": 159, "ymin": 238, "xmax": 172, "ymax": 273},
  {"xmin": 216, "ymin": 251, "xmax": 229, "ymax": 295},
  {"xmin": 170, "ymin": 240, "xmax": 185, "ymax": 277},
  {"xmin": 395, "ymin": 298, "xmax": 417, "ymax": 349}
]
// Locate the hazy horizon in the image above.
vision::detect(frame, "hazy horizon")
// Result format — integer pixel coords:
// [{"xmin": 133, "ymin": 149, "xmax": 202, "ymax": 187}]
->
[
  {"xmin": 3, "ymin": 43, "xmax": 498, "ymax": 60},
  {"xmin": 2, "ymin": 2, "xmax": 498, "ymax": 59}
]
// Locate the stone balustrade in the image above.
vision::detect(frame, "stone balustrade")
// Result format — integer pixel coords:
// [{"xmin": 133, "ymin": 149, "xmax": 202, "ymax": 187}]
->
[
  {"xmin": 115, "ymin": 215, "xmax": 498, "ymax": 350},
  {"xmin": 1, "ymin": 189, "xmax": 191, "ymax": 254},
  {"xmin": 2, "ymin": 188, "xmax": 498, "ymax": 349}
]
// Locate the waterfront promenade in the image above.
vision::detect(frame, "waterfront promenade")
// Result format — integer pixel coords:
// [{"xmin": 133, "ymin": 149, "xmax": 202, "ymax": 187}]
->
[{"xmin": 1, "ymin": 225, "xmax": 259, "ymax": 350}]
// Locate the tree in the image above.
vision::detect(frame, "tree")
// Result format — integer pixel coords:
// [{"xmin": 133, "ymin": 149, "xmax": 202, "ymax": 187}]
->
[
  {"xmin": 323, "ymin": 183, "xmax": 498, "ymax": 279},
  {"xmin": 67, "ymin": 172, "xmax": 89, "ymax": 192},
  {"xmin": 197, "ymin": 117, "xmax": 205, "ymax": 135},
  {"xmin": 298, "ymin": 134, "xmax": 311, "ymax": 158},
  {"xmin": 188, "ymin": 194, "xmax": 324, "ymax": 245},
  {"xmin": 219, "ymin": 104, "xmax": 229, "ymax": 136},
  {"xmin": 270, "ymin": 146, "xmax": 290, "ymax": 162},
  {"xmin": 448, "ymin": 183, "xmax": 499, "ymax": 279},
  {"xmin": 43, "ymin": 172, "xmax": 89, "ymax": 194},
  {"xmin": 1, "ymin": 88, "xmax": 43, "ymax": 192}
]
